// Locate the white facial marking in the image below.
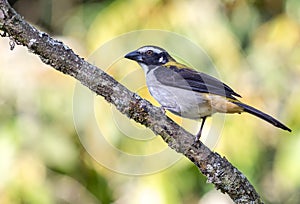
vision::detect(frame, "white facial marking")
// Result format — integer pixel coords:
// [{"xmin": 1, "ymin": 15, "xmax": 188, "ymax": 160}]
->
[
  {"xmin": 138, "ymin": 46, "xmax": 163, "ymax": 54},
  {"xmin": 158, "ymin": 56, "xmax": 164, "ymax": 63}
]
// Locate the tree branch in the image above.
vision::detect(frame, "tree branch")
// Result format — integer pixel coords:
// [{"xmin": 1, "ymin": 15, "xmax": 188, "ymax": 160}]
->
[{"xmin": 0, "ymin": 1, "xmax": 263, "ymax": 203}]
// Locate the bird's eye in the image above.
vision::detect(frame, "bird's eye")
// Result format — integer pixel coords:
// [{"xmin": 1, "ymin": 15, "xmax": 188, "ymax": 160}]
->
[{"xmin": 146, "ymin": 50, "xmax": 153, "ymax": 56}]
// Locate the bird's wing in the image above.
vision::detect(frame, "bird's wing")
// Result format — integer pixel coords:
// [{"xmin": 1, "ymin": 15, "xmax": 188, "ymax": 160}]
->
[{"xmin": 153, "ymin": 66, "xmax": 241, "ymax": 100}]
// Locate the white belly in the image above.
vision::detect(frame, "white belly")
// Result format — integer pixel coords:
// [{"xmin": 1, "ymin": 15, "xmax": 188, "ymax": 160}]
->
[{"xmin": 147, "ymin": 83, "xmax": 213, "ymax": 119}]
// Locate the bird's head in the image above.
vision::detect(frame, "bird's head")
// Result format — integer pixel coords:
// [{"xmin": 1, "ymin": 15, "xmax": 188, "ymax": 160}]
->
[{"xmin": 125, "ymin": 46, "xmax": 175, "ymax": 68}]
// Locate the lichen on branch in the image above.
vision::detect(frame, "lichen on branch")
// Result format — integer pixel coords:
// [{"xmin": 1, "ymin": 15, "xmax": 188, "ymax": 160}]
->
[{"xmin": 0, "ymin": 0, "xmax": 264, "ymax": 203}]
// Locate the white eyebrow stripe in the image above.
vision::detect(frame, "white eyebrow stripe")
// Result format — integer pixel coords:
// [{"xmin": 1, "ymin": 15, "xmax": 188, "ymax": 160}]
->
[{"xmin": 138, "ymin": 47, "xmax": 163, "ymax": 53}]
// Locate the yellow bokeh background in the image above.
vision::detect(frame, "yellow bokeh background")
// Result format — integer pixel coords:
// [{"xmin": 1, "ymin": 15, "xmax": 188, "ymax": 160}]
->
[{"xmin": 0, "ymin": 0, "xmax": 299, "ymax": 203}]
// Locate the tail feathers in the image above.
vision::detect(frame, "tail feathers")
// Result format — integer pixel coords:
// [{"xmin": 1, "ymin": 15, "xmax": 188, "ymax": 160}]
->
[{"xmin": 232, "ymin": 101, "xmax": 291, "ymax": 132}]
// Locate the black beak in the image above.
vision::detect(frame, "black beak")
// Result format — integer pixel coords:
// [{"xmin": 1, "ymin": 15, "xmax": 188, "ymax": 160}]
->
[{"xmin": 124, "ymin": 50, "xmax": 143, "ymax": 62}]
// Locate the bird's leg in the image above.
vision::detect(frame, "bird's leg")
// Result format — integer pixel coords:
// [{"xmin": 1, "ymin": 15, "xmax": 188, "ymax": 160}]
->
[{"xmin": 195, "ymin": 116, "xmax": 207, "ymax": 142}]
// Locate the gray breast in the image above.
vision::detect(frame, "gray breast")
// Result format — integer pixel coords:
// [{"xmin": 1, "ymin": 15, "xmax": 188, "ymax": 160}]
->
[{"xmin": 145, "ymin": 68, "xmax": 213, "ymax": 119}]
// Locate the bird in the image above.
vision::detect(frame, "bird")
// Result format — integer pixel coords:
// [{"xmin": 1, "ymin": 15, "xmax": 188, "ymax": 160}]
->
[{"xmin": 124, "ymin": 45, "xmax": 291, "ymax": 141}]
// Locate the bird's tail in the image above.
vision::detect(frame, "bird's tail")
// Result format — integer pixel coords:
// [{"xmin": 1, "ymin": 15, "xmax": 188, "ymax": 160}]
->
[{"xmin": 232, "ymin": 101, "xmax": 291, "ymax": 132}]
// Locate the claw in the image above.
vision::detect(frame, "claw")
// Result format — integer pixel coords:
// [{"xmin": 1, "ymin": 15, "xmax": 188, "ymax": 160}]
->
[{"xmin": 160, "ymin": 106, "xmax": 166, "ymax": 114}]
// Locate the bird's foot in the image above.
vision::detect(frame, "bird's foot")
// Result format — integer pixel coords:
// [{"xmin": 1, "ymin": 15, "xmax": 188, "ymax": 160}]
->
[
  {"xmin": 193, "ymin": 132, "xmax": 201, "ymax": 145},
  {"xmin": 192, "ymin": 135, "xmax": 202, "ymax": 148},
  {"xmin": 160, "ymin": 106, "xmax": 166, "ymax": 114}
]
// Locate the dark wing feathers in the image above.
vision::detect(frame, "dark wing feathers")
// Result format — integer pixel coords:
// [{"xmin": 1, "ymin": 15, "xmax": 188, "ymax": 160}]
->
[{"xmin": 154, "ymin": 66, "xmax": 241, "ymax": 100}]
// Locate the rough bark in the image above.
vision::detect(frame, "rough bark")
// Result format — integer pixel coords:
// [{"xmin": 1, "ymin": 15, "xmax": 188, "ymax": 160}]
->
[{"xmin": 0, "ymin": 1, "xmax": 263, "ymax": 203}]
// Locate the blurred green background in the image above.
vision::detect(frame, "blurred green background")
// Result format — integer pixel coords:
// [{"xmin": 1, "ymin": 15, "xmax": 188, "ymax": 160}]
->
[{"xmin": 0, "ymin": 0, "xmax": 299, "ymax": 203}]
